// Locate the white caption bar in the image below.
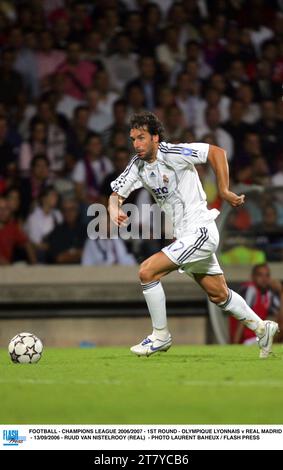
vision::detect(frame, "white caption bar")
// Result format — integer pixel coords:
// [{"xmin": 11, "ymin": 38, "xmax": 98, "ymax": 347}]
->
[{"xmin": 1, "ymin": 425, "xmax": 283, "ymax": 450}]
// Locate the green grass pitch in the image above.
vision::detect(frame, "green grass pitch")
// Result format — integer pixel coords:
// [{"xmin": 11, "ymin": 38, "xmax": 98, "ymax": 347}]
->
[{"xmin": 0, "ymin": 345, "xmax": 283, "ymax": 424}]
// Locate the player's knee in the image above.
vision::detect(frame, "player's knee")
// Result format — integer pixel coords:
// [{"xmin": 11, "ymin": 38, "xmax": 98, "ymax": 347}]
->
[
  {"xmin": 139, "ymin": 263, "xmax": 155, "ymax": 283},
  {"xmin": 208, "ymin": 287, "xmax": 229, "ymax": 305}
]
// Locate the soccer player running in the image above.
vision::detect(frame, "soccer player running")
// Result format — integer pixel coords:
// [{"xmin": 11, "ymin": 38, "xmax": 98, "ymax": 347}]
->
[{"xmin": 108, "ymin": 111, "xmax": 279, "ymax": 358}]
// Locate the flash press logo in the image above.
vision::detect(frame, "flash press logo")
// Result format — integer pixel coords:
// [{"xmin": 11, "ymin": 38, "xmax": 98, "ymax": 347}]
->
[{"xmin": 3, "ymin": 429, "xmax": 26, "ymax": 446}]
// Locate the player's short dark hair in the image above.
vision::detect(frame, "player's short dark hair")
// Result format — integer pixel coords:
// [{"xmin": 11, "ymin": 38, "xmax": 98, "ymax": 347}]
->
[{"xmin": 130, "ymin": 111, "xmax": 165, "ymax": 142}]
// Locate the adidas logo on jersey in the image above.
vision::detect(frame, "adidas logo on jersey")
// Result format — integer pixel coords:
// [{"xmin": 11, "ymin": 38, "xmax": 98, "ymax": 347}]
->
[{"xmin": 150, "ymin": 171, "xmax": 156, "ymax": 177}]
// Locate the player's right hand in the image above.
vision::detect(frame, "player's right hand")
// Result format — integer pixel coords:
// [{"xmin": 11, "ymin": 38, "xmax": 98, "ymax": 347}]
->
[
  {"xmin": 108, "ymin": 197, "xmax": 128, "ymax": 227},
  {"xmin": 112, "ymin": 209, "xmax": 128, "ymax": 227}
]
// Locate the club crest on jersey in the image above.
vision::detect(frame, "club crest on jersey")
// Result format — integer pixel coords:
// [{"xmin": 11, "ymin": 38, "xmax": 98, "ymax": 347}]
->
[
  {"xmin": 162, "ymin": 174, "xmax": 169, "ymax": 184},
  {"xmin": 181, "ymin": 147, "xmax": 192, "ymax": 156}
]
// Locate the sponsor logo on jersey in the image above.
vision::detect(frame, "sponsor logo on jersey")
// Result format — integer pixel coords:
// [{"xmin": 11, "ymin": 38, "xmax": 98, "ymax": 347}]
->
[{"xmin": 152, "ymin": 187, "xmax": 169, "ymax": 198}]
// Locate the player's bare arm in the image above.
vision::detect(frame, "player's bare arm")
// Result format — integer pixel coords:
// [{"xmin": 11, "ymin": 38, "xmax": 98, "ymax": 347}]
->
[
  {"xmin": 108, "ymin": 191, "xmax": 128, "ymax": 227},
  {"xmin": 207, "ymin": 145, "xmax": 245, "ymax": 207}
]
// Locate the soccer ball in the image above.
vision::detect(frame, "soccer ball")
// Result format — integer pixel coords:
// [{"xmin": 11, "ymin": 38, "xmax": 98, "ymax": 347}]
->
[{"xmin": 8, "ymin": 332, "xmax": 43, "ymax": 364}]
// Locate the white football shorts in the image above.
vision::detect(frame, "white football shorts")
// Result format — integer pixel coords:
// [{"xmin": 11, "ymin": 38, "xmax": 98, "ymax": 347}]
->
[{"xmin": 162, "ymin": 221, "xmax": 223, "ymax": 277}]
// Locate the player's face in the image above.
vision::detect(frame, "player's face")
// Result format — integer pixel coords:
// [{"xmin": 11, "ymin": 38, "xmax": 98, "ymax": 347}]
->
[{"xmin": 130, "ymin": 127, "xmax": 159, "ymax": 162}]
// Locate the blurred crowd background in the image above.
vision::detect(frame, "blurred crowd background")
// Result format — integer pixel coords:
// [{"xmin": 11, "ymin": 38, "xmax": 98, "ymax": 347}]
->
[{"xmin": 0, "ymin": 0, "xmax": 283, "ymax": 266}]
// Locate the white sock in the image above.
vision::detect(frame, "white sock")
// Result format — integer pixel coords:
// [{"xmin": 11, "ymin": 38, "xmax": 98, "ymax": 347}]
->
[
  {"xmin": 217, "ymin": 288, "xmax": 265, "ymax": 334},
  {"xmin": 141, "ymin": 281, "xmax": 169, "ymax": 339}
]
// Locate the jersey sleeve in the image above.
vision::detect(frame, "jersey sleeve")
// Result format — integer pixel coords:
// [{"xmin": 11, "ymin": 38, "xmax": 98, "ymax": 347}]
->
[
  {"xmin": 160, "ymin": 142, "xmax": 209, "ymax": 167},
  {"xmin": 110, "ymin": 156, "xmax": 143, "ymax": 198}
]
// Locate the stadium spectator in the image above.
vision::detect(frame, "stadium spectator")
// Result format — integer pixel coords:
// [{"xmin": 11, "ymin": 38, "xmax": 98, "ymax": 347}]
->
[
  {"xmin": 100, "ymin": 7, "xmax": 122, "ymax": 51},
  {"xmin": 233, "ymin": 132, "xmax": 263, "ymax": 181},
  {"xmin": 94, "ymin": 69, "xmax": 119, "ymax": 119},
  {"xmin": 163, "ymin": 104, "xmax": 186, "ymax": 142},
  {"xmin": 225, "ymin": 59, "xmax": 248, "ymax": 98},
  {"xmin": 168, "ymin": 1, "xmax": 200, "ymax": 49},
  {"xmin": 104, "ymin": 31, "xmax": 139, "ymax": 93},
  {"xmin": 175, "ymin": 71, "xmax": 202, "ymax": 128},
  {"xmin": 71, "ymin": 133, "xmax": 113, "ymax": 204},
  {"xmin": 46, "ymin": 198, "xmax": 85, "ymax": 264},
  {"xmin": 255, "ymin": 100, "xmax": 283, "ymax": 170},
  {"xmin": 195, "ymin": 87, "xmax": 230, "ymax": 129},
  {"xmin": 125, "ymin": 10, "xmax": 144, "ymax": 54},
  {"xmin": 82, "ymin": 30, "xmax": 104, "ymax": 64},
  {"xmin": 250, "ymin": 21, "xmax": 274, "ymax": 57},
  {"xmin": 35, "ymin": 30, "xmax": 65, "ymax": 92},
  {"xmin": 230, "ymin": 264, "xmax": 283, "ymax": 344},
  {"xmin": 0, "ymin": 116, "xmax": 17, "ymax": 187},
  {"xmin": 52, "ymin": 153, "xmax": 76, "ymax": 200},
  {"xmin": 108, "ymin": 130, "xmax": 130, "ymax": 157},
  {"xmin": 69, "ymin": 3, "xmax": 93, "ymax": 44},
  {"xmin": 125, "ymin": 83, "xmax": 146, "ymax": 120},
  {"xmin": 222, "ymin": 100, "xmax": 251, "ymax": 157},
  {"xmin": 195, "ymin": 106, "xmax": 234, "ymax": 160},
  {"xmin": 5, "ymin": 186, "xmax": 24, "ymax": 224},
  {"xmin": 248, "ymin": 156, "xmax": 271, "ymax": 186},
  {"xmin": 102, "ymin": 99, "xmax": 131, "ymax": 148},
  {"xmin": 24, "ymin": 186, "xmax": 62, "ymax": 262},
  {"xmin": 56, "ymin": 41, "xmax": 96, "ymax": 101},
  {"xmin": 12, "ymin": 28, "xmax": 39, "ymax": 100},
  {"xmin": 18, "ymin": 120, "xmax": 52, "ymax": 177},
  {"xmin": 0, "ymin": 49, "xmax": 24, "ymax": 107},
  {"xmin": 51, "ymin": 15, "xmax": 71, "ymax": 50},
  {"xmin": 253, "ymin": 60, "xmax": 276, "ymax": 101},
  {"xmin": 52, "ymin": 73, "xmax": 85, "ymax": 121},
  {"xmin": 200, "ymin": 21, "xmax": 223, "ymax": 70},
  {"xmin": 253, "ymin": 204, "xmax": 283, "ymax": 261},
  {"xmin": 31, "ymin": 98, "xmax": 68, "ymax": 174},
  {"xmin": 19, "ymin": 154, "xmax": 52, "ymax": 218},
  {"xmin": 86, "ymin": 88, "xmax": 113, "ymax": 134},
  {"xmin": 139, "ymin": 3, "xmax": 162, "ymax": 56},
  {"xmin": 182, "ymin": 40, "xmax": 212, "ymax": 80},
  {"xmin": 66, "ymin": 105, "xmax": 92, "ymax": 161},
  {"xmin": 236, "ymin": 83, "xmax": 261, "ymax": 124},
  {"xmin": 0, "ymin": 196, "xmax": 36, "ymax": 265},
  {"xmin": 153, "ymin": 86, "xmax": 176, "ymax": 123},
  {"xmin": 156, "ymin": 26, "xmax": 185, "ymax": 76},
  {"xmin": 208, "ymin": 73, "xmax": 228, "ymax": 99},
  {"xmin": 128, "ymin": 56, "xmax": 160, "ymax": 111}
]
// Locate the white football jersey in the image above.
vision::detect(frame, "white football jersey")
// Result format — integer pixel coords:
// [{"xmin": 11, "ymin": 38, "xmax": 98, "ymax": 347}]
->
[{"xmin": 111, "ymin": 142, "xmax": 220, "ymax": 237}]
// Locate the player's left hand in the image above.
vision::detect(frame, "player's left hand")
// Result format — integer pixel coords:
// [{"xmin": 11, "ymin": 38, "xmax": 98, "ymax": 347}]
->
[{"xmin": 221, "ymin": 190, "xmax": 245, "ymax": 207}]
